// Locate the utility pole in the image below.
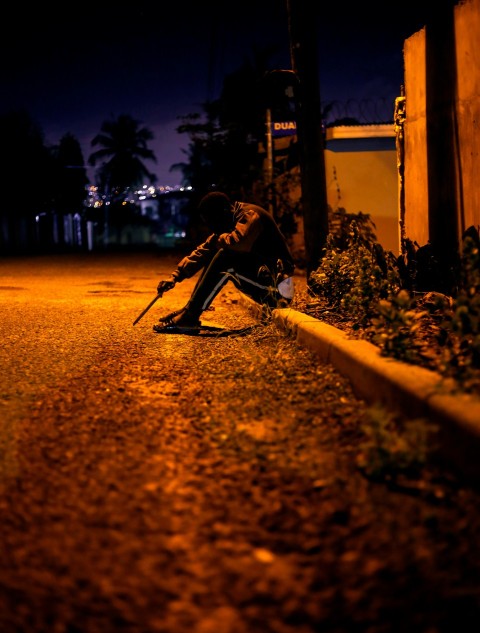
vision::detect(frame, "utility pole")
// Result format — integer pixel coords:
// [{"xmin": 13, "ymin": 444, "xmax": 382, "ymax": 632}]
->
[
  {"xmin": 287, "ymin": 0, "xmax": 329, "ymax": 279},
  {"xmin": 265, "ymin": 107, "xmax": 274, "ymax": 214}
]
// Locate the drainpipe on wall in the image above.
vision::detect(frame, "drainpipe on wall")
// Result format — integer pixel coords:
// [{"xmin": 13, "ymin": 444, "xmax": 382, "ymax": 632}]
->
[{"xmin": 394, "ymin": 85, "xmax": 406, "ymax": 254}]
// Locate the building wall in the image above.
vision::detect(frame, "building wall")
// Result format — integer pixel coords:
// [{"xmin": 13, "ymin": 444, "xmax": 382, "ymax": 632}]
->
[
  {"xmin": 403, "ymin": 0, "xmax": 480, "ymax": 250},
  {"xmin": 276, "ymin": 0, "xmax": 480, "ymax": 265},
  {"xmin": 403, "ymin": 29, "xmax": 429, "ymax": 246},
  {"xmin": 270, "ymin": 125, "xmax": 400, "ymax": 257},
  {"xmin": 324, "ymin": 126, "xmax": 399, "ymax": 254},
  {"xmin": 455, "ymin": 0, "xmax": 480, "ymax": 232}
]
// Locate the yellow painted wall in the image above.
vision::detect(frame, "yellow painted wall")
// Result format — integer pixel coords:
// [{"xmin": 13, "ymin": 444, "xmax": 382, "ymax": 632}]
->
[
  {"xmin": 323, "ymin": 125, "xmax": 399, "ymax": 254},
  {"xmin": 269, "ymin": 126, "xmax": 400, "ymax": 257}
]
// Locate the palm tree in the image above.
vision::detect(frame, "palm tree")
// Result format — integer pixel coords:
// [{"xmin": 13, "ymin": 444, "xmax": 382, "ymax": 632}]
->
[{"xmin": 88, "ymin": 114, "xmax": 157, "ymax": 195}]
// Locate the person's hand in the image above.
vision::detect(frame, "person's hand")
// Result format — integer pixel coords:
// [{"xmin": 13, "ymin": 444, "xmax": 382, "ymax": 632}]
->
[{"xmin": 157, "ymin": 276, "xmax": 176, "ymax": 295}]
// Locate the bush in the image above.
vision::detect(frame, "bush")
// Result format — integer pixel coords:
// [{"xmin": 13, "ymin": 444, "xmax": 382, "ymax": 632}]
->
[{"xmin": 306, "ymin": 213, "xmax": 480, "ymax": 394}]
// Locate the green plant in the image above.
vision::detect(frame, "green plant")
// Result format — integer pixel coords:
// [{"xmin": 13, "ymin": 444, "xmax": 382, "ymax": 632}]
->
[
  {"xmin": 309, "ymin": 217, "xmax": 401, "ymax": 326},
  {"xmin": 369, "ymin": 290, "xmax": 428, "ymax": 363},
  {"xmin": 356, "ymin": 405, "xmax": 438, "ymax": 481},
  {"xmin": 328, "ymin": 207, "xmax": 378, "ymax": 251},
  {"xmin": 306, "ymin": 213, "xmax": 480, "ymax": 393},
  {"xmin": 439, "ymin": 234, "xmax": 480, "ymax": 389}
]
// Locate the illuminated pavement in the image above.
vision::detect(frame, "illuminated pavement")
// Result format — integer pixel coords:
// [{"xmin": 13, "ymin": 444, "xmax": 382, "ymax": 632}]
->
[
  {"xmin": 2, "ymin": 250, "xmax": 480, "ymax": 632},
  {"xmin": 2, "ymin": 249, "xmax": 479, "ymax": 484}
]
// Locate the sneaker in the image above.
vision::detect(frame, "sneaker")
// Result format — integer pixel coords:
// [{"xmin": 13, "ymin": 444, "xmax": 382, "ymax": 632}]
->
[
  {"xmin": 158, "ymin": 308, "xmax": 184, "ymax": 323},
  {"xmin": 157, "ymin": 308, "xmax": 201, "ymax": 329}
]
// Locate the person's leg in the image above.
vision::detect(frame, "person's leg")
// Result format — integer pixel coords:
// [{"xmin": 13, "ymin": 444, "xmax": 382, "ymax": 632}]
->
[
  {"xmin": 157, "ymin": 249, "xmax": 235, "ymax": 327},
  {"xmin": 232, "ymin": 265, "xmax": 291, "ymax": 308},
  {"xmin": 170, "ymin": 250, "xmax": 239, "ymax": 325},
  {"xmin": 163, "ymin": 250, "xmax": 288, "ymax": 327}
]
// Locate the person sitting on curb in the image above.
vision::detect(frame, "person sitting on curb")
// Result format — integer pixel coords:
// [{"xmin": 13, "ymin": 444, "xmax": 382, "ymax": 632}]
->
[{"xmin": 153, "ymin": 191, "xmax": 295, "ymax": 332}]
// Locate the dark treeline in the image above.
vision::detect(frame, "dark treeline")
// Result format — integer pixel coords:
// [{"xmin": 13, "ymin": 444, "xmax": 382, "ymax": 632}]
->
[{"xmin": 0, "ymin": 53, "xmax": 304, "ymax": 254}]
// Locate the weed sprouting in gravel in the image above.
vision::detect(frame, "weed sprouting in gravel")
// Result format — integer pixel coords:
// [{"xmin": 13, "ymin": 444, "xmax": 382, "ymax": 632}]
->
[{"xmin": 356, "ymin": 405, "xmax": 438, "ymax": 482}]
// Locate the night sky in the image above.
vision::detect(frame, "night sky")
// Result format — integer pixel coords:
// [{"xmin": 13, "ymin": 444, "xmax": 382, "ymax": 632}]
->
[{"xmin": 1, "ymin": 1, "xmax": 458, "ymax": 186}]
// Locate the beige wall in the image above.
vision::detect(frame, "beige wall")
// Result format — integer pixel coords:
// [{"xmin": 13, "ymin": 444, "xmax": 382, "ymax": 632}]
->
[
  {"xmin": 455, "ymin": 0, "xmax": 480, "ymax": 232},
  {"xmin": 403, "ymin": 0, "xmax": 480, "ymax": 248},
  {"xmin": 324, "ymin": 131, "xmax": 399, "ymax": 254},
  {"xmin": 403, "ymin": 29, "xmax": 429, "ymax": 246},
  {"xmin": 269, "ymin": 126, "xmax": 400, "ymax": 256}
]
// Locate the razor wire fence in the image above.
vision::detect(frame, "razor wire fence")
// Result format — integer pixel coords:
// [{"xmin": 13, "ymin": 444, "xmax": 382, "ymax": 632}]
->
[{"xmin": 322, "ymin": 97, "xmax": 395, "ymax": 127}]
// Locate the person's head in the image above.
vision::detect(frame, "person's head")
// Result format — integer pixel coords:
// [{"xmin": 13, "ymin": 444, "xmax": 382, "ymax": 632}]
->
[{"xmin": 198, "ymin": 191, "xmax": 233, "ymax": 233}]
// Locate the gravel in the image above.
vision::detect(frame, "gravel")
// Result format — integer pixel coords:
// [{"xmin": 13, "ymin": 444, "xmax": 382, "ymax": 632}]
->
[{"xmin": 1, "ymin": 251, "xmax": 480, "ymax": 633}]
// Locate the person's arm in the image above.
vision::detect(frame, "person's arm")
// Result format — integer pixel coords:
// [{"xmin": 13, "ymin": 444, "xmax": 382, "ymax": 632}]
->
[
  {"xmin": 217, "ymin": 209, "xmax": 262, "ymax": 253},
  {"xmin": 156, "ymin": 234, "xmax": 219, "ymax": 293}
]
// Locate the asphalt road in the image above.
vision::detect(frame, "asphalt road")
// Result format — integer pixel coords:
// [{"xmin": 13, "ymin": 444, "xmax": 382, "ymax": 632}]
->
[{"xmin": 2, "ymin": 251, "xmax": 480, "ymax": 633}]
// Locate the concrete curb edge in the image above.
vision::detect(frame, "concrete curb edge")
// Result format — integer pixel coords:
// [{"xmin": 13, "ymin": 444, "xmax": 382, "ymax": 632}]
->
[
  {"xmin": 272, "ymin": 307, "xmax": 480, "ymax": 484},
  {"xmin": 240, "ymin": 293, "xmax": 480, "ymax": 484}
]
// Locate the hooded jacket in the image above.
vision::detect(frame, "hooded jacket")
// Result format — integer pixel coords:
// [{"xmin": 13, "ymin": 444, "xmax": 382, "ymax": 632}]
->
[{"xmin": 172, "ymin": 201, "xmax": 295, "ymax": 282}]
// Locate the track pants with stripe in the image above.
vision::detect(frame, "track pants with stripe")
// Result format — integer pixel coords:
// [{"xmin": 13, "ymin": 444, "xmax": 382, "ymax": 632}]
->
[{"xmin": 184, "ymin": 248, "xmax": 291, "ymax": 319}]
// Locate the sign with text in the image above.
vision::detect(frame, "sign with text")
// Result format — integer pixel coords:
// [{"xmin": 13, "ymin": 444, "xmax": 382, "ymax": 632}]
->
[{"xmin": 271, "ymin": 121, "xmax": 297, "ymax": 137}]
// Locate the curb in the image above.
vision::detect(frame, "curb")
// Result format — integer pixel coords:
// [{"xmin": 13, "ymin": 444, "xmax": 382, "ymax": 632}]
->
[
  {"xmin": 273, "ymin": 308, "xmax": 480, "ymax": 485},
  {"xmin": 241, "ymin": 295, "xmax": 480, "ymax": 485}
]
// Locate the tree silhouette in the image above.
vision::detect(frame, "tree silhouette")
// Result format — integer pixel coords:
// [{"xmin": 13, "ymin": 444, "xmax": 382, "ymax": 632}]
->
[
  {"xmin": 0, "ymin": 109, "xmax": 54, "ymax": 252},
  {"xmin": 88, "ymin": 114, "xmax": 157, "ymax": 195},
  {"xmin": 173, "ymin": 49, "xmax": 281, "ymax": 202},
  {"xmin": 53, "ymin": 133, "xmax": 89, "ymax": 218}
]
